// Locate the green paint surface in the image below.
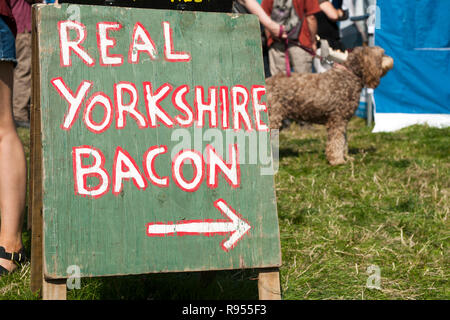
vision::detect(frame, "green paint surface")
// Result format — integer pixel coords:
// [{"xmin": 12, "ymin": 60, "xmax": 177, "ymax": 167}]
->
[{"xmin": 37, "ymin": 4, "xmax": 281, "ymax": 278}]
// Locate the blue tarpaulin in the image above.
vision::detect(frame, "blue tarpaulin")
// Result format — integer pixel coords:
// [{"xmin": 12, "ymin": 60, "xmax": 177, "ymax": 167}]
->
[{"xmin": 373, "ymin": 0, "xmax": 450, "ymax": 132}]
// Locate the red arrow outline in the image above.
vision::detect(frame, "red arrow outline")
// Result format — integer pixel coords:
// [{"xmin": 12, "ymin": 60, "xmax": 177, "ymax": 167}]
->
[{"xmin": 146, "ymin": 198, "xmax": 252, "ymax": 252}]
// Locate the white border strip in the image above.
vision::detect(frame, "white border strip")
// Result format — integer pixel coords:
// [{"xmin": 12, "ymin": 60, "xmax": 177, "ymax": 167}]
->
[
  {"xmin": 373, "ymin": 113, "xmax": 450, "ymax": 132},
  {"xmin": 414, "ymin": 48, "xmax": 450, "ymax": 51}
]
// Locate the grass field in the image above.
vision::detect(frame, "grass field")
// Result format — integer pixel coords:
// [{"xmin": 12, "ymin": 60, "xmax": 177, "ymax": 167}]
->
[{"xmin": 1, "ymin": 118, "xmax": 448, "ymax": 300}]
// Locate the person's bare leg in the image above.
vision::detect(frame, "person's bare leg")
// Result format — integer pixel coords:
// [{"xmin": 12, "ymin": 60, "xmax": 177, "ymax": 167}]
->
[{"xmin": 0, "ymin": 61, "xmax": 27, "ymax": 272}]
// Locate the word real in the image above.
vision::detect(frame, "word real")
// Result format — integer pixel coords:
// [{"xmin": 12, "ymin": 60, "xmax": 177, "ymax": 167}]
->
[{"xmin": 59, "ymin": 20, "xmax": 192, "ymax": 66}]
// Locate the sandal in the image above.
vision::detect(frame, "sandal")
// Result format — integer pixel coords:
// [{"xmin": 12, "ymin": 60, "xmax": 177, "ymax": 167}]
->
[{"xmin": 0, "ymin": 246, "xmax": 27, "ymax": 276}]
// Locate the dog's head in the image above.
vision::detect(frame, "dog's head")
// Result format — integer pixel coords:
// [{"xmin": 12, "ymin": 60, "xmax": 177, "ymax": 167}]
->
[{"xmin": 345, "ymin": 46, "xmax": 394, "ymax": 88}]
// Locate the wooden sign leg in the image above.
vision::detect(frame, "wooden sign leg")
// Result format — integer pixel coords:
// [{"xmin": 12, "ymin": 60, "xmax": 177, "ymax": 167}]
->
[
  {"xmin": 42, "ymin": 278, "xmax": 66, "ymax": 300},
  {"xmin": 29, "ymin": 203, "xmax": 43, "ymax": 294},
  {"xmin": 258, "ymin": 268, "xmax": 281, "ymax": 300},
  {"xmin": 30, "ymin": 6, "xmax": 43, "ymax": 295}
]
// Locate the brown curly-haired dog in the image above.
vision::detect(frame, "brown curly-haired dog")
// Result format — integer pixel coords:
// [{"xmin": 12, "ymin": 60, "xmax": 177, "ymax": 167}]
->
[{"xmin": 266, "ymin": 46, "xmax": 394, "ymax": 165}]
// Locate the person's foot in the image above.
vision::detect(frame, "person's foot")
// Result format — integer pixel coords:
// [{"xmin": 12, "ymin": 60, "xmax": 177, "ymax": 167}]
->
[
  {"xmin": 0, "ymin": 245, "xmax": 25, "ymax": 275},
  {"xmin": 0, "ymin": 258, "xmax": 17, "ymax": 273}
]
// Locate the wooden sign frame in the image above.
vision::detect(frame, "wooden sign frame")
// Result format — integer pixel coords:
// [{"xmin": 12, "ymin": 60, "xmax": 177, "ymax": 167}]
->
[
  {"xmin": 29, "ymin": 4, "xmax": 281, "ymax": 300},
  {"xmin": 59, "ymin": 0, "xmax": 234, "ymax": 13}
]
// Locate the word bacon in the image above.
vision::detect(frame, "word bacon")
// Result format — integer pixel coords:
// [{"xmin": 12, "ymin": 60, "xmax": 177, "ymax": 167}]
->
[{"xmin": 72, "ymin": 144, "xmax": 240, "ymax": 198}]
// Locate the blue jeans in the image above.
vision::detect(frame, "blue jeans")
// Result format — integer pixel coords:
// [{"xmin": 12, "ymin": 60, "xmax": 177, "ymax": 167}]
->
[{"xmin": 0, "ymin": 16, "xmax": 16, "ymax": 64}]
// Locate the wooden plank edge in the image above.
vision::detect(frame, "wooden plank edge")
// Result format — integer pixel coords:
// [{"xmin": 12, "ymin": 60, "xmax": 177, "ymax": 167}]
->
[
  {"xmin": 30, "ymin": 4, "xmax": 43, "ymax": 295},
  {"xmin": 258, "ymin": 267, "xmax": 281, "ymax": 300}
]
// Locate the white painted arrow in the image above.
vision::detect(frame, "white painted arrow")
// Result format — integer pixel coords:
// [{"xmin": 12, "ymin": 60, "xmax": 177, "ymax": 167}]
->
[{"xmin": 146, "ymin": 198, "xmax": 251, "ymax": 252}]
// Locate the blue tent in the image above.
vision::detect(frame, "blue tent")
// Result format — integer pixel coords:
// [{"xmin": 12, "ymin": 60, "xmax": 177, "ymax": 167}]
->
[{"xmin": 373, "ymin": 0, "xmax": 450, "ymax": 132}]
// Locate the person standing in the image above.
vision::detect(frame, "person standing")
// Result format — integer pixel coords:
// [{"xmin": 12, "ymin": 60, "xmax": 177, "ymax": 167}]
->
[
  {"xmin": 261, "ymin": 0, "xmax": 321, "ymax": 75},
  {"xmin": 316, "ymin": 0, "xmax": 347, "ymax": 51},
  {"xmin": 11, "ymin": 0, "xmax": 34, "ymax": 128},
  {"xmin": 233, "ymin": 0, "xmax": 287, "ymax": 78},
  {"xmin": 0, "ymin": 0, "xmax": 28, "ymax": 276},
  {"xmin": 313, "ymin": 0, "xmax": 348, "ymax": 73},
  {"xmin": 235, "ymin": 0, "xmax": 286, "ymax": 38}
]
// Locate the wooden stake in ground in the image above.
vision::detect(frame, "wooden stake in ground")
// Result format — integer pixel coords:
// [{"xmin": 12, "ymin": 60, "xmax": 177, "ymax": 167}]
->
[
  {"xmin": 30, "ymin": 4, "xmax": 43, "ymax": 295},
  {"xmin": 258, "ymin": 268, "xmax": 281, "ymax": 300}
]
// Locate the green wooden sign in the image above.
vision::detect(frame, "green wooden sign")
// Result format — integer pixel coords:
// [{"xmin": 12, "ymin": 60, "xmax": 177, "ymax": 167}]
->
[{"xmin": 35, "ymin": 4, "xmax": 281, "ymax": 278}]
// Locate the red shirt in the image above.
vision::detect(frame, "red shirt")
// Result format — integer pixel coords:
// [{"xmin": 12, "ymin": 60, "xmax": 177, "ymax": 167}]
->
[
  {"xmin": 11, "ymin": 0, "xmax": 31, "ymax": 34},
  {"xmin": 261, "ymin": 0, "xmax": 320, "ymax": 48},
  {"xmin": 0, "ymin": 0, "xmax": 17, "ymax": 36}
]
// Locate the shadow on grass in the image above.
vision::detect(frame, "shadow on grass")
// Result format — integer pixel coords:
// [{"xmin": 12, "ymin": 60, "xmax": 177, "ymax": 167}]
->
[
  {"xmin": 279, "ymin": 146, "xmax": 322, "ymax": 160},
  {"xmin": 69, "ymin": 269, "xmax": 260, "ymax": 300},
  {"xmin": 348, "ymin": 146, "xmax": 377, "ymax": 155},
  {"xmin": 279, "ymin": 147, "xmax": 299, "ymax": 159}
]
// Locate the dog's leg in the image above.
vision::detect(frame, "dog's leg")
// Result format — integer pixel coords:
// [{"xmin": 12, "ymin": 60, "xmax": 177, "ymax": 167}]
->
[
  {"xmin": 325, "ymin": 120, "xmax": 348, "ymax": 165},
  {"xmin": 268, "ymin": 104, "xmax": 285, "ymax": 131},
  {"xmin": 343, "ymin": 131, "xmax": 355, "ymax": 162},
  {"xmin": 343, "ymin": 131, "xmax": 350, "ymax": 159}
]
